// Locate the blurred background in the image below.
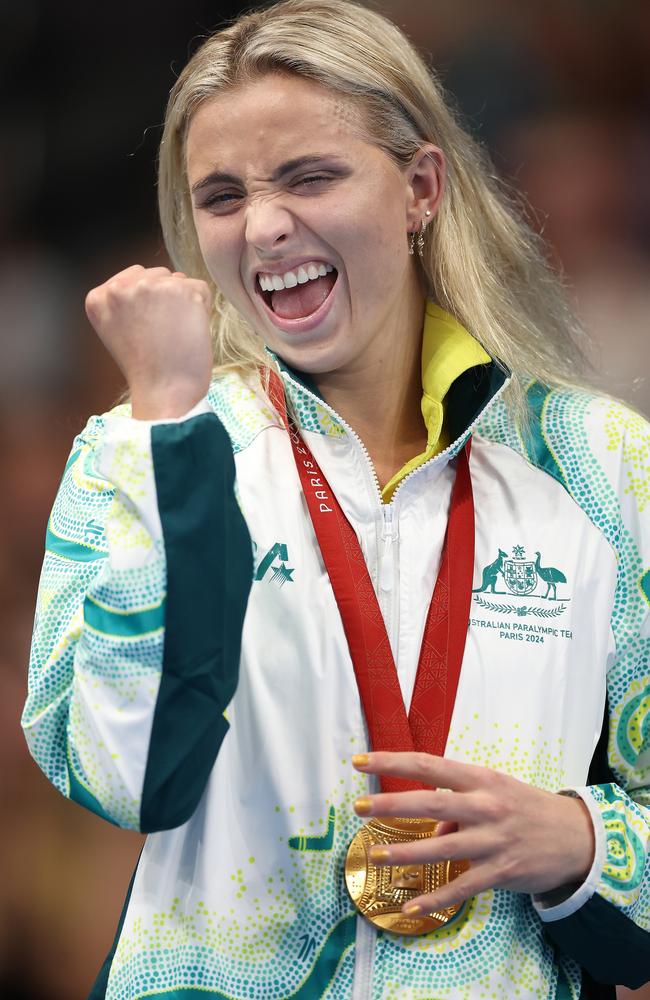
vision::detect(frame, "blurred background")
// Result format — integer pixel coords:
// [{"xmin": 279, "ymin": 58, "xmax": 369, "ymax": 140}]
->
[{"xmin": 1, "ymin": 0, "xmax": 648, "ymax": 996}]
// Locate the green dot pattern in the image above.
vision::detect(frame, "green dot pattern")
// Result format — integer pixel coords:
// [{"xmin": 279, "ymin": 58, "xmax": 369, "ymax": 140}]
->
[
  {"xmin": 22, "ymin": 411, "xmax": 164, "ymax": 829},
  {"xmin": 108, "ymin": 781, "xmax": 364, "ymax": 998},
  {"xmin": 478, "ymin": 386, "xmax": 650, "ymax": 926}
]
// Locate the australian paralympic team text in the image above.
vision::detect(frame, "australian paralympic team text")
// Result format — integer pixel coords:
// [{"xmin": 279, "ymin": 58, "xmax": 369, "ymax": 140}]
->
[{"xmin": 469, "ymin": 618, "xmax": 573, "ymax": 643}]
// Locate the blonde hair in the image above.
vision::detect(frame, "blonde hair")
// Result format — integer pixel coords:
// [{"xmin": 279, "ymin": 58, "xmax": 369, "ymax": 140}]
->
[{"xmin": 158, "ymin": 0, "xmax": 592, "ymax": 412}]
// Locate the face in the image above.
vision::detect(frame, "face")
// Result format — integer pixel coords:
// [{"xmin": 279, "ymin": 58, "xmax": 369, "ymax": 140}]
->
[{"xmin": 185, "ymin": 73, "xmax": 435, "ymax": 375}]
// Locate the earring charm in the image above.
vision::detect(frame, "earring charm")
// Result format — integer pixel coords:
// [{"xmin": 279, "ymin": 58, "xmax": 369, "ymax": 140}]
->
[
  {"xmin": 409, "ymin": 211, "xmax": 431, "ymax": 258},
  {"xmin": 416, "ymin": 220, "xmax": 426, "ymax": 257}
]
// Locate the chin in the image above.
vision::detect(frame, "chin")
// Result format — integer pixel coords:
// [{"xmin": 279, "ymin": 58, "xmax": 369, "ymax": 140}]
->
[{"xmin": 268, "ymin": 333, "xmax": 352, "ymax": 376}]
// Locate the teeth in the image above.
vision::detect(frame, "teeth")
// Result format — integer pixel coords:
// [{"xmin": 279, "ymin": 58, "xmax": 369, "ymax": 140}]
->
[{"xmin": 258, "ymin": 261, "xmax": 335, "ymax": 292}]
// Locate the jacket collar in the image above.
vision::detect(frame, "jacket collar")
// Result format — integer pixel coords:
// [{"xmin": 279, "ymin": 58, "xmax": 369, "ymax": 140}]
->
[{"xmin": 272, "ymin": 301, "xmax": 510, "ymax": 498}]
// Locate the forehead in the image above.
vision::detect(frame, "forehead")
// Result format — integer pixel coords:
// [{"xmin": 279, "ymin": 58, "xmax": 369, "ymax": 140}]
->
[{"xmin": 185, "ymin": 73, "xmax": 365, "ymax": 180}]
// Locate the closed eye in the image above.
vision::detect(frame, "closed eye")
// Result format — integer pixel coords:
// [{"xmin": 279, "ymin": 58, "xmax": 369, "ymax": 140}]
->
[
  {"xmin": 197, "ymin": 173, "xmax": 338, "ymax": 212},
  {"xmin": 290, "ymin": 174, "xmax": 334, "ymax": 188},
  {"xmin": 293, "ymin": 174, "xmax": 331, "ymax": 186},
  {"xmin": 200, "ymin": 191, "xmax": 241, "ymax": 208}
]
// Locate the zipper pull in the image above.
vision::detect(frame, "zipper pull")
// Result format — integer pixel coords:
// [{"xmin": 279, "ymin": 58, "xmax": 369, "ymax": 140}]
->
[{"xmin": 379, "ymin": 506, "xmax": 397, "ymax": 592}]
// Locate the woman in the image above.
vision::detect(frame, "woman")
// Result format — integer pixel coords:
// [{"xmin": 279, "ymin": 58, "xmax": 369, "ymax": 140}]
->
[{"xmin": 22, "ymin": 1, "xmax": 649, "ymax": 997}]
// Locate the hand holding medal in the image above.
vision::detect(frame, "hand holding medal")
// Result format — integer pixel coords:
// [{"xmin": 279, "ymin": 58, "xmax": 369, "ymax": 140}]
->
[{"xmin": 350, "ymin": 751, "xmax": 596, "ymax": 922}]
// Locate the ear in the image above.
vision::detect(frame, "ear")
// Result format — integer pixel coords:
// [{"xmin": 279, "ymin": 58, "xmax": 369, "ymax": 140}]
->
[{"xmin": 404, "ymin": 144, "xmax": 445, "ymax": 234}]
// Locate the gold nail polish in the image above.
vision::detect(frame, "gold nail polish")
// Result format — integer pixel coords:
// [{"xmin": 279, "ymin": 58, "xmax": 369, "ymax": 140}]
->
[
  {"xmin": 369, "ymin": 846, "xmax": 391, "ymax": 863},
  {"xmin": 351, "ymin": 753, "xmax": 369, "ymax": 768},
  {"xmin": 354, "ymin": 796, "xmax": 373, "ymax": 816},
  {"xmin": 403, "ymin": 902, "xmax": 422, "ymax": 916}
]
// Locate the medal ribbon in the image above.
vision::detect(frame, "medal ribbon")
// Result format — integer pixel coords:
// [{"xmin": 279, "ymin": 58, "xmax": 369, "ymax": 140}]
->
[{"xmin": 267, "ymin": 369, "xmax": 475, "ymax": 793}]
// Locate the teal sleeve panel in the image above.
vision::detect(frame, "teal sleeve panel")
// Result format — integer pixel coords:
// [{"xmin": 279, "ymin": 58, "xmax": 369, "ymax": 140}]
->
[
  {"xmin": 543, "ymin": 893, "xmax": 650, "ymax": 988},
  {"xmin": 140, "ymin": 414, "xmax": 253, "ymax": 833}
]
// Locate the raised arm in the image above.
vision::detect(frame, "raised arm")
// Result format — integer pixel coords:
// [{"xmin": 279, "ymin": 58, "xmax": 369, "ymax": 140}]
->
[{"xmin": 22, "ymin": 266, "xmax": 253, "ymax": 831}]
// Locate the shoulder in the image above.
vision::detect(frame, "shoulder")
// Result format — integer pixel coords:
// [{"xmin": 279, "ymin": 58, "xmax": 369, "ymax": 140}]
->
[
  {"xmin": 69, "ymin": 402, "xmax": 132, "ymax": 455},
  {"xmin": 478, "ymin": 381, "xmax": 649, "ymax": 557},
  {"xmin": 479, "ymin": 381, "xmax": 648, "ymax": 498},
  {"xmin": 526, "ymin": 384, "xmax": 649, "ymax": 520},
  {"xmin": 206, "ymin": 368, "xmax": 281, "ymax": 453}
]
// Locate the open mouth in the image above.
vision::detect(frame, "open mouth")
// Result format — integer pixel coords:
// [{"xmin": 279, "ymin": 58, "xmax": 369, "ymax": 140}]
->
[{"xmin": 257, "ymin": 263, "xmax": 338, "ymax": 322}]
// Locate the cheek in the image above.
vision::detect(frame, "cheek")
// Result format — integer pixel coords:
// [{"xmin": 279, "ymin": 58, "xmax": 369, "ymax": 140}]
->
[
  {"xmin": 194, "ymin": 219, "xmax": 240, "ymax": 289},
  {"xmin": 341, "ymin": 186, "xmax": 408, "ymax": 288},
  {"xmin": 348, "ymin": 218, "xmax": 408, "ymax": 296}
]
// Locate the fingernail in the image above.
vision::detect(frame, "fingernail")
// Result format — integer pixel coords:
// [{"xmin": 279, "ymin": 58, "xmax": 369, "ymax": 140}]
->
[
  {"xmin": 403, "ymin": 902, "xmax": 423, "ymax": 916},
  {"xmin": 354, "ymin": 796, "xmax": 373, "ymax": 816},
  {"xmin": 369, "ymin": 846, "xmax": 391, "ymax": 863},
  {"xmin": 352, "ymin": 753, "xmax": 370, "ymax": 768}
]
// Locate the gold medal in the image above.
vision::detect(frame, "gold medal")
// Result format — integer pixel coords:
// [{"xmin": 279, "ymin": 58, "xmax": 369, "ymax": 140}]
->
[{"xmin": 345, "ymin": 817, "xmax": 469, "ymax": 935}]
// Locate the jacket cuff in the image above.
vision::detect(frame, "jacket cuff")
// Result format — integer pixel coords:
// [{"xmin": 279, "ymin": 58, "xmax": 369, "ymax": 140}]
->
[{"xmin": 533, "ymin": 787, "xmax": 606, "ymax": 922}]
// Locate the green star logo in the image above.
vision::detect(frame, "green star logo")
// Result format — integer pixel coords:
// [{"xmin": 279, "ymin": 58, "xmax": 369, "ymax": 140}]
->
[
  {"xmin": 512, "ymin": 544, "xmax": 525, "ymax": 559},
  {"xmin": 270, "ymin": 562, "xmax": 294, "ymax": 587}
]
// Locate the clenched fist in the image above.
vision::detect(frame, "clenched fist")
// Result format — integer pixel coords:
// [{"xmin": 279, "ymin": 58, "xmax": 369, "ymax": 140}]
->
[{"xmin": 85, "ymin": 264, "xmax": 214, "ymax": 419}]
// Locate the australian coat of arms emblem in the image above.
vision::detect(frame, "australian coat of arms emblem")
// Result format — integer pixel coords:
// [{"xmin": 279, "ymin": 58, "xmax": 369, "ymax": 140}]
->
[{"xmin": 472, "ymin": 545, "xmax": 569, "ymax": 618}]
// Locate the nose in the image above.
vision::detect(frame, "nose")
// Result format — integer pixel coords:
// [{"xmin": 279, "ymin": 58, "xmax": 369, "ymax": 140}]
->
[{"xmin": 244, "ymin": 198, "xmax": 294, "ymax": 253}]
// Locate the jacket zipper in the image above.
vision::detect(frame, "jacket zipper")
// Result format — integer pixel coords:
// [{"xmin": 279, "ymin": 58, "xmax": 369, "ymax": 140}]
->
[
  {"xmin": 278, "ymin": 367, "xmax": 511, "ymax": 998},
  {"xmin": 278, "ymin": 368, "xmax": 512, "ymax": 513},
  {"xmin": 379, "ymin": 504, "xmax": 397, "ymax": 593}
]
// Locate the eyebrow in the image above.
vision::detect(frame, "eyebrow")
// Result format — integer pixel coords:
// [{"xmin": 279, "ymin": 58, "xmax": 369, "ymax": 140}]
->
[{"xmin": 190, "ymin": 154, "xmax": 346, "ymax": 195}]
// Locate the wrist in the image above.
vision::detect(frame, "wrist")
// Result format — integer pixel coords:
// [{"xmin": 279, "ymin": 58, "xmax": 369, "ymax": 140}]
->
[
  {"xmin": 559, "ymin": 790, "xmax": 596, "ymax": 884},
  {"xmin": 130, "ymin": 382, "xmax": 207, "ymax": 420},
  {"xmin": 534, "ymin": 791, "xmax": 596, "ymax": 905}
]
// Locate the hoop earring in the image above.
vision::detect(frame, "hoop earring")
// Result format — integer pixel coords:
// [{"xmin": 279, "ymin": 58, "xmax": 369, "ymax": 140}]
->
[
  {"xmin": 408, "ymin": 210, "xmax": 432, "ymax": 259},
  {"xmin": 416, "ymin": 221, "xmax": 426, "ymax": 258}
]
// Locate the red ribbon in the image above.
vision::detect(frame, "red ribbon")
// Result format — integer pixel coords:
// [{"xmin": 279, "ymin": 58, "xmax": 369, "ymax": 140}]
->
[{"xmin": 267, "ymin": 370, "xmax": 474, "ymax": 792}]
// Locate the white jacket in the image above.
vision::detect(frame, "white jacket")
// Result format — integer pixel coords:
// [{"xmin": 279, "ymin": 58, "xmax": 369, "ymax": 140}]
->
[{"xmin": 23, "ymin": 313, "xmax": 650, "ymax": 999}]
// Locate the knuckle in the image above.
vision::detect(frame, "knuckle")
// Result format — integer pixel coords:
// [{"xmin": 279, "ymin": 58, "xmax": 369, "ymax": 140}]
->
[
  {"xmin": 190, "ymin": 278, "xmax": 211, "ymax": 296},
  {"xmin": 425, "ymin": 794, "xmax": 443, "ymax": 818},
  {"xmin": 475, "ymin": 791, "xmax": 500, "ymax": 822},
  {"xmin": 413, "ymin": 753, "xmax": 432, "ymax": 782},
  {"xmin": 481, "ymin": 767, "xmax": 501, "ymax": 790},
  {"xmin": 105, "ymin": 279, "xmax": 124, "ymax": 301}
]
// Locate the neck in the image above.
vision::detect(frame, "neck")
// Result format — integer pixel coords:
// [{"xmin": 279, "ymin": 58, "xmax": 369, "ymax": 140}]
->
[{"xmin": 313, "ymin": 294, "xmax": 428, "ymax": 489}]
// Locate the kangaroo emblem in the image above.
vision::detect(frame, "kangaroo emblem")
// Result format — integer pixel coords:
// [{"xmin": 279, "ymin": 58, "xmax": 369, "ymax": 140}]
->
[{"xmin": 473, "ymin": 549, "xmax": 508, "ymax": 593}]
